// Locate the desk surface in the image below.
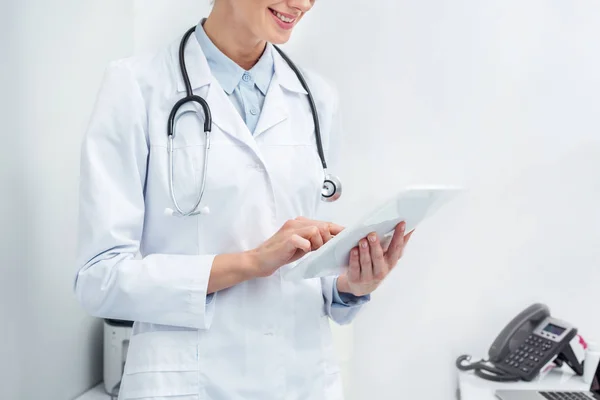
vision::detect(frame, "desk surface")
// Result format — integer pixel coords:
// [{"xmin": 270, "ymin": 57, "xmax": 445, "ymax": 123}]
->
[
  {"xmin": 77, "ymin": 368, "xmax": 590, "ymax": 400},
  {"xmin": 459, "ymin": 366, "xmax": 590, "ymax": 400},
  {"xmin": 74, "ymin": 384, "xmax": 111, "ymax": 400}
]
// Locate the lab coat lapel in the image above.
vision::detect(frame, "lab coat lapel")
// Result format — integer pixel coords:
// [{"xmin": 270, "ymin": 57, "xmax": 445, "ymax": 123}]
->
[
  {"xmin": 253, "ymin": 74, "xmax": 288, "ymax": 138},
  {"xmin": 205, "ymin": 79, "xmax": 259, "ymax": 154},
  {"xmin": 174, "ymin": 31, "xmax": 261, "ymax": 156},
  {"xmin": 253, "ymin": 45, "xmax": 309, "ymax": 138}
]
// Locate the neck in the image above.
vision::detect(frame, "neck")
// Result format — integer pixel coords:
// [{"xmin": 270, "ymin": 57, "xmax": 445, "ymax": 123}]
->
[{"xmin": 204, "ymin": 7, "xmax": 267, "ymax": 71}]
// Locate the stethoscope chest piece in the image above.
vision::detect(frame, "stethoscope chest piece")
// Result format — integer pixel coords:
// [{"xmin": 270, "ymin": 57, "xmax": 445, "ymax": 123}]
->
[{"xmin": 322, "ymin": 173, "xmax": 342, "ymax": 202}]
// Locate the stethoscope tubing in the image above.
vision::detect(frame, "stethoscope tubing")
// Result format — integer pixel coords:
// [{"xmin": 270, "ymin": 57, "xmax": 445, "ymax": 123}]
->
[
  {"xmin": 168, "ymin": 110, "xmax": 211, "ymax": 217},
  {"xmin": 167, "ymin": 25, "xmax": 340, "ymax": 216}
]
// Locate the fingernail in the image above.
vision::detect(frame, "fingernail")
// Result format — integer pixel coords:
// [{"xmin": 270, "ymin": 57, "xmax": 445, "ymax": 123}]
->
[
  {"xmin": 369, "ymin": 234, "xmax": 376, "ymax": 243},
  {"xmin": 352, "ymin": 249, "xmax": 359, "ymax": 256},
  {"xmin": 361, "ymin": 240, "xmax": 368, "ymax": 248},
  {"xmin": 401, "ymin": 223, "xmax": 406, "ymax": 232}
]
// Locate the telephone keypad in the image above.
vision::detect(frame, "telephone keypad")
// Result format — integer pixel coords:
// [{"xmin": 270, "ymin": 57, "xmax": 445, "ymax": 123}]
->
[{"xmin": 500, "ymin": 333, "xmax": 562, "ymax": 381}]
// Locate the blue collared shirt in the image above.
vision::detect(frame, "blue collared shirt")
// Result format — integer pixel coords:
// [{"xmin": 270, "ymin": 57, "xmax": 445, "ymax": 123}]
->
[
  {"xmin": 195, "ymin": 21, "xmax": 369, "ymax": 308},
  {"xmin": 195, "ymin": 22, "xmax": 273, "ymax": 134}
]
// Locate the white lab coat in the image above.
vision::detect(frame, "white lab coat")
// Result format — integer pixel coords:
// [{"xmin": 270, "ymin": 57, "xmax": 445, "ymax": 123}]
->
[{"xmin": 75, "ymin": 31, "xmax": 365, "ymax": 400}]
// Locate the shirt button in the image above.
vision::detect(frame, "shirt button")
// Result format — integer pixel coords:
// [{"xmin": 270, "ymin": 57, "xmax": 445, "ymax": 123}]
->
[
  {"xmin": 250, "ymin": 108, "xmax": 258, "ymax": 115},
  {"xmin": 242, "ymin": 72, "xmax": 251, "ymax": 82}
]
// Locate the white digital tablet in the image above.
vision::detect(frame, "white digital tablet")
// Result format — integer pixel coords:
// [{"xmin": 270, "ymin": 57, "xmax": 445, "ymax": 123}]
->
[{"xmin": 281, "ymin": 185, "xmax": 464, "ymax": 281}]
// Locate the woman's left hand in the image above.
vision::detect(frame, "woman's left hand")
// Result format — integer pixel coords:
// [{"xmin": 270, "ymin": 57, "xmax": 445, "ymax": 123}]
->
[{"xmin": 336, "ymin": 221, "xmax": 413, "ymax": 297}]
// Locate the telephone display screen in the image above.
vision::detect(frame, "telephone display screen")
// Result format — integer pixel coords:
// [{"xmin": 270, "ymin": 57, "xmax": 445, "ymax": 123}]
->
[{"xmin": 542, "ymin": 323, "xmax": 566, "ymax": 335}]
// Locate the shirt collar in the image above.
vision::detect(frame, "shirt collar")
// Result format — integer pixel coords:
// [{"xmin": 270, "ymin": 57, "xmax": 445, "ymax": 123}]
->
[
  {"xmin": 251, "ymin": 46, "xmax": 274, "ymax": 96},
  {"xmin": 195, "ymin": 19, "xmax": 274, "ymax": 96}
]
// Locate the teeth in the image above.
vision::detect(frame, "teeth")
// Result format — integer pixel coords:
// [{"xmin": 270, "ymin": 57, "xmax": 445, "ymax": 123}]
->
[{"xmin": 272, "ymin": 10, "xmax": 295, "ymax": 23}]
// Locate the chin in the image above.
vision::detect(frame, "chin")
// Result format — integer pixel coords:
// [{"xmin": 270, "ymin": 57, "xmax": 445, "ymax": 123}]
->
[
  {"xmin": 269, "ymin": 35, "xmax": 292, "ymax": 45},
  {"xmin": 264, "ymin": 28, "xmax": 293, "ymax": 45}
]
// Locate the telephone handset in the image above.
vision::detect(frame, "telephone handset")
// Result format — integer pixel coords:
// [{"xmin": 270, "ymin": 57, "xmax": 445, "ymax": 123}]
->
[
  {"xmin": 456, "ymin": 303, "xmax": 584, "ymax": 382},
  {"xmin": 488, "ymin": 303, "xmax": 551, "ymax": 362}
]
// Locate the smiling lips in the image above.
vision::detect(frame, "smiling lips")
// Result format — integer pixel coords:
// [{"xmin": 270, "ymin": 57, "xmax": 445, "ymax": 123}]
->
[{"xmin": 269, "ymin": 8, "xmax": 298, "ymax": 29}]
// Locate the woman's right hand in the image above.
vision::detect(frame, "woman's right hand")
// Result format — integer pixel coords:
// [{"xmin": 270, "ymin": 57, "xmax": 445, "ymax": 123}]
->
[{"xmin": 249, "ymin": 217, "xmax": 344, "ymax": 278}]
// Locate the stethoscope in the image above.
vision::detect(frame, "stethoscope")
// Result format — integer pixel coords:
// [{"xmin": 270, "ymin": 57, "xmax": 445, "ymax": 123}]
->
[{"xmin": 165, "ymin": 26, "xmax": 342, "ymax": 218}]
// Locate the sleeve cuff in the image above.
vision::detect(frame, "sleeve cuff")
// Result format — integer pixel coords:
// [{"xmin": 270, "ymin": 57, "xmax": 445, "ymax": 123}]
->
[
  {"xmin": 332, "ymin": 277, "xmax": 371, "ymax": 307},
  {"xmin": 203, "ymin": 292, "xmax": 217, "ymax": 328}
]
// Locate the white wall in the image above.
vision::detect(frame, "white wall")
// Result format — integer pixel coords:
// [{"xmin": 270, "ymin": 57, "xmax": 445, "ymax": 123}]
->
[
  {"xmin": 3, "ymin": 1, "xmax": 133, "ymax": 398},
  {"xmin": 134, "ymin": 0, "xmax": 211, "ymax": 54},
  {"xmin": 5, "ymin": 1, "xmax": 595, "ymax": 399},
  {"xmin": 0, "ymin": 2, "xmax": 25, "ymax": 398},
  {"xmin": 288, "ymin": 1, "xmax": 600, "ymax": 399}
]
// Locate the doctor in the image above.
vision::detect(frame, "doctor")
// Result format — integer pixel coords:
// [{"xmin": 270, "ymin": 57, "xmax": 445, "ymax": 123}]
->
[{"xmin": 75, "ymin": 0, "xmax": 412, "ymax": 399}]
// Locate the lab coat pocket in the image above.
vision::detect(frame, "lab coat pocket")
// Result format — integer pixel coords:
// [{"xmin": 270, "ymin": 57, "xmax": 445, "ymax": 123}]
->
[
  {"xmin": 120, "ymin": 332, "xmax": 202, "ymax": 400},
  {"xmin": 320, "ymin": 315, "xmax": 341, "ymax": 376},
  {"xmin": 121, "ymin": 394, "xmax": 198, "ymax": 400},
  {"xmin": 263, "ymin": 144, "xmax": 324, "ymax": 217}
]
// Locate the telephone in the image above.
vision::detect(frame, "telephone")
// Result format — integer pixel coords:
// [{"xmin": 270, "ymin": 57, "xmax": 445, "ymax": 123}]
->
[{"xmin": 456, "ymin": 303, "xmax": 584, "ymax": 382}]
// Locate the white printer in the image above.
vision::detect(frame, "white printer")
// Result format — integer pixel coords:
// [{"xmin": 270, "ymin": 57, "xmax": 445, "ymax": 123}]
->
[{"xmin": 103, "ymin": 319, "xmax": 133, "ymax": 399}]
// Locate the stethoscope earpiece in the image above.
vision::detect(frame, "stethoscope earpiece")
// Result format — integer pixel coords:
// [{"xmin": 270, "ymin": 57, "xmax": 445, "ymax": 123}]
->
[{"xmin": 164, "ymin": 206, "xmax": 210, "ymax": 217}]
